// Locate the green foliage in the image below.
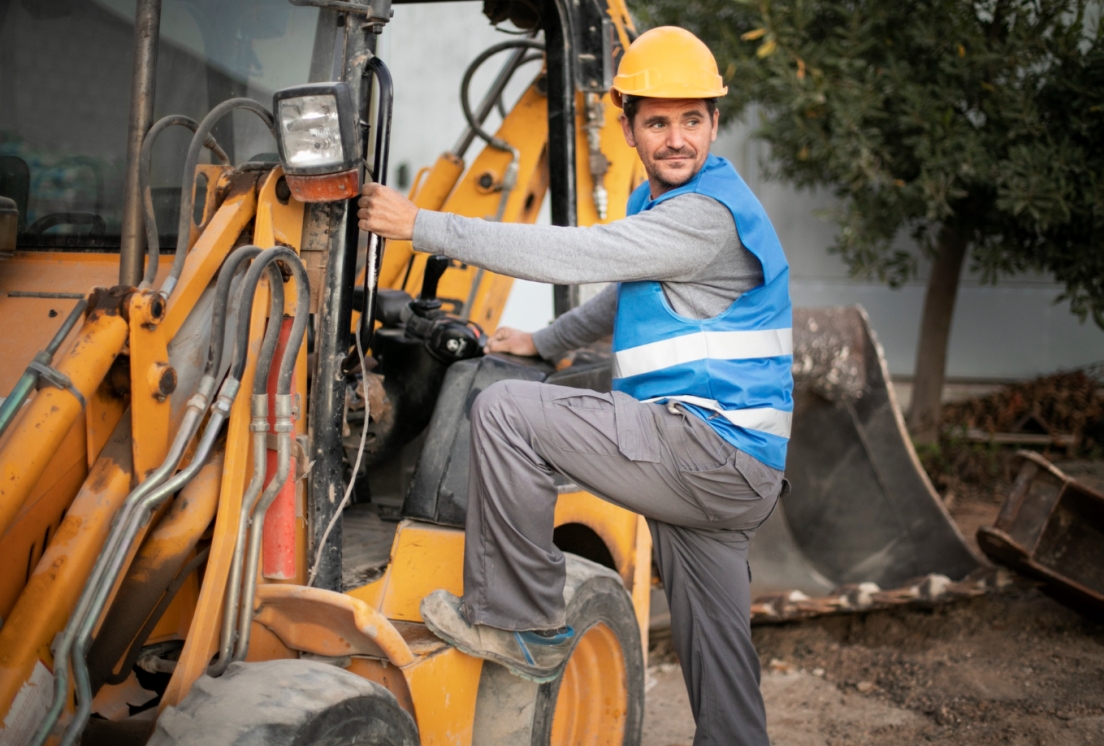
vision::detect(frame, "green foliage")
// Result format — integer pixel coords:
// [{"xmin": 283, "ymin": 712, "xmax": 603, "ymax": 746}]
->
[{"xmin": 633, "ymin": 0, "xmax": 1104, "ymax": 324}]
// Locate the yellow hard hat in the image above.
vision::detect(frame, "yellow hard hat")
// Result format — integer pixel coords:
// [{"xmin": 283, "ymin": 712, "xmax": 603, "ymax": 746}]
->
[{"xmin": 610, "ymin": 26, "xmax": 728, "ymax": 108}]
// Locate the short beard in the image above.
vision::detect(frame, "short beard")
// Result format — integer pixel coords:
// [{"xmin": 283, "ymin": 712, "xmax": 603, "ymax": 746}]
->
[{"xmin": 645, "ymin": 158, "xmax": 698, "ymax": 191}]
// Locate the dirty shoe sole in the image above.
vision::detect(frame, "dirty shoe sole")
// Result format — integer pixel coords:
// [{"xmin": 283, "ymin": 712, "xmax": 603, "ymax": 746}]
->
[{"xmin": 420, "ymin": 590, "xmax": 571, "ymax": 684}]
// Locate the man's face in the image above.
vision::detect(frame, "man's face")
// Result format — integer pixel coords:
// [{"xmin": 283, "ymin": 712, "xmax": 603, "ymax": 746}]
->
[{"xmin": 620, "ymin": 98, "xmax": 719, "ymax": 197}]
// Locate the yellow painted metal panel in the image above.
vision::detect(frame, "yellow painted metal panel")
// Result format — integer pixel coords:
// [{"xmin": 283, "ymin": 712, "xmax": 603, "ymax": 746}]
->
[
  {"xmin": 554, "ymin": 491, "xmax": 638, "ymax": 586},
  {"xmin": 375, "ymin": 521, "xmax": 466, "ymax": 623},
  {"xmin": 162, "ymin": 173, "xmax": 259, "ymax": 341},
  {"xmin": 0, "ymin": 418, "xmax": 88, "ymax": 622},
  {"xmin": 0, "ymin": 305, "xmax": 128, "ymax": 539},
  {"xmin": 0, "ymin": 417, "xmax": 133, "ymax": 724},
  {"xmin": 403, "ymin": 647, "xmax": 483, "ymax": 746}
]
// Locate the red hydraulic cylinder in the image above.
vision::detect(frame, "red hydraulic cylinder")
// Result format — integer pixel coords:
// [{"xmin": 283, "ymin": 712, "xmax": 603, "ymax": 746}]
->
[{"xmin": 263, "ymin": 317, "xmax": 297, "ymax": 580}]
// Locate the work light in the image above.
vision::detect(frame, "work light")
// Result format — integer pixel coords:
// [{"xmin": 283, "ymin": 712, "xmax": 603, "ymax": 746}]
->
[{"xmin": 273, "ymin": 83, "xmax": 361, "ymax": 202}]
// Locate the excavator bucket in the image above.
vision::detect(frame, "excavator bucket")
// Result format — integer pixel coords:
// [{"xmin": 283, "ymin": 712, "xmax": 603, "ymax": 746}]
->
[{"xmin": 747, "ymin": 306, "xmax": 984, "ymax": 618}]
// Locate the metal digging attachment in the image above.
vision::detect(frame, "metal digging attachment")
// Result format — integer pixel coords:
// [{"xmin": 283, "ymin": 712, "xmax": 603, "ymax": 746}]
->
[
  {"xmin": 744, "ymin": 306, "xmax": 990, "ymax": 623},
  {"xmin": 979, "ymin": 451, "xmax": 1104, "ymax": 620}
]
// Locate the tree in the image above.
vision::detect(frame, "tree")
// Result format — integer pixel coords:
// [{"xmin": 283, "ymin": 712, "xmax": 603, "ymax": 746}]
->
[{"xmin": 634, "ymin": 0, "xmax": 1104, "ymax": 442}]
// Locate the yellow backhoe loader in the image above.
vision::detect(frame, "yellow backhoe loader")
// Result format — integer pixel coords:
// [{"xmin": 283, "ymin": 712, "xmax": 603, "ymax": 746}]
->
[{"xmin": 0, "ymin": 1, "xmax": 981, "ymax": 744}]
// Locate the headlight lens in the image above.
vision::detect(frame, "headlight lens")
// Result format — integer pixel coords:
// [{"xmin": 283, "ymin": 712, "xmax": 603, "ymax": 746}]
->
[{"xmin": 277, "ymin": 94, "xmax": 346, "ymax": 170}]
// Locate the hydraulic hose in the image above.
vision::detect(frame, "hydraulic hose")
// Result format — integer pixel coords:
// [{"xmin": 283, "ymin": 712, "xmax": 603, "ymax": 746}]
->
[
  {"xmin": 458, "ymin": 40, "xmax": 544, "ymax": 276},
  {"xmin": 165, "ymin": 99, "xmax": 275, "ymax": 297},
  {"xmin": 139, "ymin": 115, "xmax": 228, "ymax": 289},
  {"xmin": 227, "ymin": 248, "xmax": 310, "ymax": 663},
  {"xmin": 452, "ymin": 38, "xmax": 545, "ymax": 158},
  {"xmin": 458, "ymin": 39, "xmax": 545, "ymax": 156},
  {"xmin": 209, "ymin": 258, "xmax": 288, "ymax": 678},
  {"xmin": 30, "ymin": 251, "xmax": 262, "ymax": 745},
  {"xmin": 230, "ymin": 247, "xmax": 309, "ymax": 388},
  {"xmin": 207, "ymin": 246, "xmax": 264, "ymax": 377}
]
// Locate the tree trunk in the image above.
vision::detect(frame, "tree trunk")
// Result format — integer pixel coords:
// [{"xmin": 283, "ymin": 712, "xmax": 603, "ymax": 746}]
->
[{"xmin": 906, "ymin": 225, "xmax": 968, "ymax": 444}]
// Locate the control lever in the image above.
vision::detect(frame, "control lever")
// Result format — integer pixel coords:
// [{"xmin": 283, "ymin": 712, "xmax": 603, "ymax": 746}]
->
[{"xmin": 413, "ymin": 255, "xmax": 450, "ymax": 315}]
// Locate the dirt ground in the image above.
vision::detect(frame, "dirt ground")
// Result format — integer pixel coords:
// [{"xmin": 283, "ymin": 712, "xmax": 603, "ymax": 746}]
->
[{"xmin": 641, "ymin": 462, "xmax": 1104, "ymax": 746}]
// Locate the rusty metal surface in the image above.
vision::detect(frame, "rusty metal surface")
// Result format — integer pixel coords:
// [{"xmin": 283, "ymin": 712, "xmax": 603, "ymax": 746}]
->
[
  {"xmin": 744, "ymin": 305, "xmax": 983, "ymax": 619},
  {"xmin": 978, "ymin": 451, "xmax": 1104, "ymax": 619}
]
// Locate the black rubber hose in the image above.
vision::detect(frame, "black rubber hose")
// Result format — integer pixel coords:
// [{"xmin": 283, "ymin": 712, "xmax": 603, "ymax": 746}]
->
[
  {"xmin": 231, "ymin": 247, "xmax": 310, "ymax": 394},
  {"xmin": 140, "ymin": 115, "xmax": 229, "ymax": 288},
  {"xmin": 252, "ymin": 264, "xmax": 287, "ymax": 397},
  {"xmin": 170, "ymin": 99, "xmax": 275, "ymax": 293},
  {"xmin": 206, "ymin": 246, "xmax": 263, "ymax": 377},
  {"xmin": 231, "ymin": 251, "xmax": 285, "ymax": 383},
  {"xmin": 494, "ymin": 52, "xmax": 544, "ymax": 119},
  {"xmin": 460, "ymin": 40, "xmax": 545, "ymax": 151}
]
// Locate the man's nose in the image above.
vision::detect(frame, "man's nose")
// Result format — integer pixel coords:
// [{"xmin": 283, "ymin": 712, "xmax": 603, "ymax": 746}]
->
[{"xmin": 666, "ymin": 124, "xmax": 687, "ymax": 150}]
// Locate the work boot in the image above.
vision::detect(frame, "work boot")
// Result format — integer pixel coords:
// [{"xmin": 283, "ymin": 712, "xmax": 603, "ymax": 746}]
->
[{"xmin": 420, "ymin": 590, "xmax": 575, "ymax": 683}]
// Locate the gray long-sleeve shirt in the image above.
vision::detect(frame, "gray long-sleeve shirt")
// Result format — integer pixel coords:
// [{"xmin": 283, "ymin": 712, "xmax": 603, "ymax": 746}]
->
[{"xmin": 412, "ymin": 192, "xmax": 763, "ymax": 359}]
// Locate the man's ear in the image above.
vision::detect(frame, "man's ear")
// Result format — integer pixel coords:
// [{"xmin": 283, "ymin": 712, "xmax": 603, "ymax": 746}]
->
[
  {"xmin": 710, "ymin": 108, "xmax": 720, "ymax": 143},
  {"xmin": 619, "ymin": 113, "xmax": 637, "ymax": 148}
]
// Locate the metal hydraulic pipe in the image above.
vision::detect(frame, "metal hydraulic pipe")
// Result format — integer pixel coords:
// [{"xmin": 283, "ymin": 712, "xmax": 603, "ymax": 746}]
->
[
  {"xmin": 165, "ymin": 98, "xmax": 275, "ymax": 297},
  {"xmin": 62, "ymin": 379, "xmax": 239, "ymax": 746},
  {"xmin": 86, "ymin": 453, "xmax": 223, "ymax": 691},
  {"xmin": 140, "ymin": 115, "xmax": 228, "ymax": 288},
  {"xmin": 119, "ymin": 0, "xmax": 162, "ymax": 287},
  {"xmin": 30, "ymin": 375, "xmax": 217, "ymax": 746},
  {"xmin": 0, "ymin": 298, "xmax": 87, "ymax": 440},
  {"xmin": 209, "ymin": 263, "xmax": 289, "ymax": 677},
  {"xmin": 207, "ymin": 396, "xmax": 268, "ymax": 678},
  {"xmin": 232, "ymin": 394, "xmax": 292, "ymax": 661}
]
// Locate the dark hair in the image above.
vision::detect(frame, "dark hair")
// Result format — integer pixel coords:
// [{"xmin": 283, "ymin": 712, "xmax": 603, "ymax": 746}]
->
[{"xmin": 621, "ymin": 95, "xmax": 717, "ymax": 126}]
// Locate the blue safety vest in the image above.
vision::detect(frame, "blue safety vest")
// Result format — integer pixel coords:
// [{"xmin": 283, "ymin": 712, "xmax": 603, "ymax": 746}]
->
[{"xmin": 612, "ymin": 154, "xmax": 794, "ymax": 470}]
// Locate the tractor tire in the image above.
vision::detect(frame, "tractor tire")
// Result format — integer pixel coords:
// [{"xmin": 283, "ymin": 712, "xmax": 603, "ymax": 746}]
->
[
  {"xmin": 471, "ymin": 554, "xmax": 645, "ymax": 746},
  {"xmin": 148, "ymin": 659, "xmax": 418, "ymax": 746}
]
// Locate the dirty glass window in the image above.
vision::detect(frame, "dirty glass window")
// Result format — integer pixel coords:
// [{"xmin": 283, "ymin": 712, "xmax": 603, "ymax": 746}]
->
[{"xmin": 0, "ymin": 0, "xmax": 320, "ymax": 250}]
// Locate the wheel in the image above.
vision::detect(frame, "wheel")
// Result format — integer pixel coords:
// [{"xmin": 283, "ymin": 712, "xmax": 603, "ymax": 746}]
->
[
  {"xmin": 470, "ymin": 554, "xmax": 645, "ymax": 745},
  {"xmin": 148, "ymin": 659, "xmax": 418, "ymax": 746}
]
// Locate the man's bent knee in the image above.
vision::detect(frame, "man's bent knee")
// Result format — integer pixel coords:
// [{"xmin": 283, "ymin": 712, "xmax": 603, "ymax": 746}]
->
[{"xmin": 470, "ymin": 379, "xmax": 540, "ymax": 438}]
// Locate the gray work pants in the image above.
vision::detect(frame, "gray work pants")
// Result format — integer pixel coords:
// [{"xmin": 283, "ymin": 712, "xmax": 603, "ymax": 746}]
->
[{"xmin": 463, "ymin": 380, "xmax": 779, "ymax": 746}]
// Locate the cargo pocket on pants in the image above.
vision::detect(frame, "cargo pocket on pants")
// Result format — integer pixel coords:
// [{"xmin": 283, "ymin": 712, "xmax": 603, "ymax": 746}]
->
[
  {"xmin": 612, "ymin": 391, "xmax": 663, "ymax": 463},
  {"xmin": 678, "ymin": 457, "xmax": 765, "ymax": 523}
]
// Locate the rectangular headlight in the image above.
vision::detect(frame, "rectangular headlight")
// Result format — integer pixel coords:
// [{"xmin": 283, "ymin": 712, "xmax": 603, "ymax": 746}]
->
[
  {"xmin": 278, "ymin": 94, "xmax": 346, "ymax": 170},
  {"xmin": 273, "ymin": 83, "xmax": 361, "ymax": 202},
  {"xmin": 273, "ymin": 82, "xmax": 359, "ymax": 175}
]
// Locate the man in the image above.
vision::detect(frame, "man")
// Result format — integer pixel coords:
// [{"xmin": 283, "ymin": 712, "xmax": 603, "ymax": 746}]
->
[{"xmin": 358, "ymin": 26, "xmax": 791, "ymax": 746}]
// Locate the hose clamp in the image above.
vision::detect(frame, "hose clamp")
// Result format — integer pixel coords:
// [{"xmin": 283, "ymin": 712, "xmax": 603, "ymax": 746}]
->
[{"xmin": 28, "ymin": 357, "xmax": 86, "ymax": 409}]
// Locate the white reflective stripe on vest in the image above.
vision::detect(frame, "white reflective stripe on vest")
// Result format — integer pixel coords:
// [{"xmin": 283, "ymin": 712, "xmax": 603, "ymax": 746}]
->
[
  {"xmin": 613, "ymin": 328, "xmax": 793, "ymax": 380},
  {"xmin": 651, "ymin": 395, "xmax": 793, "ymax": 438}
]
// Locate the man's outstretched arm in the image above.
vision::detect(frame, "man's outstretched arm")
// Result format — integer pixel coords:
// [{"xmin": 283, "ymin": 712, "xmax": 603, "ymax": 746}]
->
[{"xmin": 357, "ymin": 184, "xmax": 732, "ymax": 285}]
